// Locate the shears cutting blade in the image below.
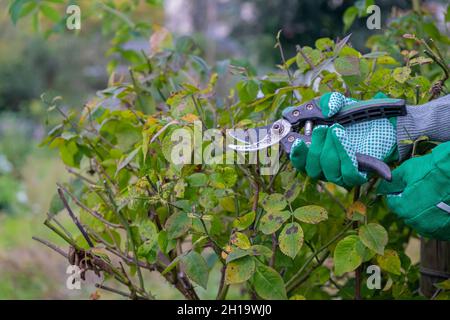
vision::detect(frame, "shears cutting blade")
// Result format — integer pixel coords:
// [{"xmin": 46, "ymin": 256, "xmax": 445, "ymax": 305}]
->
[
  {"xmin": 226, "ymin": 97, "xmax": 409, "ymax": 181},
  {"xmin": 228, "ymin": 119, "xmax": 292, "ymax": 152}
]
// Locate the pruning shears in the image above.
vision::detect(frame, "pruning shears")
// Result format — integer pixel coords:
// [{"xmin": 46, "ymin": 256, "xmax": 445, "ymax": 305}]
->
[{"xmin": 228, "ymin": 97, "xmax": 407, "ymax": 181}]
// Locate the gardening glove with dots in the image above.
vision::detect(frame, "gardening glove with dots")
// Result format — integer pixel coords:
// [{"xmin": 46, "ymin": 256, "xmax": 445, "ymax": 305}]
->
[
  {"xmin": 290, "ymin": 91, "xmax": 398, "ymax": 188},
  {"xmin": 290, "ymin": 93, "xmax": 450, "ymax": 188}
]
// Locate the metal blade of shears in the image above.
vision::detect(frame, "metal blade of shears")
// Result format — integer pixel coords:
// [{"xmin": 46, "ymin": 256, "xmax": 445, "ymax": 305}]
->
[
  {"xmin": 227, "ymin": 124, "xmax": 271, "ymax": 144},
  {"xmin": 228, "ymin": 119, "xmax": 292, "ymax": 152}
]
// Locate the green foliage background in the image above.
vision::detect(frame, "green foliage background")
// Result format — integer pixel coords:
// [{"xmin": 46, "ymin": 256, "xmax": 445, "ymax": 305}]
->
[{"xmin": 4, "ymin": 0, "xmax": 450, "ymax": 300}]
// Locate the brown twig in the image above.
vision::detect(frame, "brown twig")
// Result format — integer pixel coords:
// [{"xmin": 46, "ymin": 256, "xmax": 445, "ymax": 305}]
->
[
  {"xmin": 32, "ymin": 236, "xmax": 68, "ymax": 258},
  {"xmin": 57, "ymin": 187, "xmax": 95, "ymax": 248},
  {"xmin": 57, "ymin": 183, "xmax": 123, "ymax": 229},
  {"xmin": 95, "ymin": 283, "xmax": 148, "ymax": 300}
]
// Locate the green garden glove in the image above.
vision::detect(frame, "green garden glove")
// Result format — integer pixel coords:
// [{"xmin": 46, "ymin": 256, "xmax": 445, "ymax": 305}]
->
[
  {"xmin": 290, "ymin": 92, "xmax": 397, "ymax": 188},
  {"xmin": 377, "ymin": 141, "xmax": 450, "ymax": 240}
]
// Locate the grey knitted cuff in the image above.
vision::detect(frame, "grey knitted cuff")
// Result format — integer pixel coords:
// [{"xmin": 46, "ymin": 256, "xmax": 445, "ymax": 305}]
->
[{"xmin": 397, "ymin": 95, "xmax": 450, "ymax": 161}]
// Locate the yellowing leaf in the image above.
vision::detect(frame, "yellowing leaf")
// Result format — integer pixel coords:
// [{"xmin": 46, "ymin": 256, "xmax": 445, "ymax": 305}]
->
[
  {"xmin": 347, "ymin": 201, "xmax": 366, "ymax": 220},
  {"xmin": 279, "ymin": 222, "xmax": 304, "ymax": 259},
  {"xmin": 377, "ymin": 249, "xmax": 401, "ymax": 275},
  {"xmin": 225, "ymin": 256, "xmax": 255, "ymax": 284},
  {"xmin": 261, "ymin": 193, "xmax": 287, "ymax": 212},
  {"xmin": 233, "ymin": 211, "xmax": 256, "ymax": 231},
  {"xmin": 181, "ymin": 113, "xmax": 199, "ymax": 123},
  {"xmin": 149, "ymin": 25, "xmax": 173, "ymax": 55},
  {"xmin": 259, "ymin": 211, "xmax": 291, "ymax": 235},
  {"xmin": 294, "ymin": 205, "xmax": 328, "ymax": 224},
  {"xmin": 392, "ymin": 67, "xmax": 411, "ymax": 84},
  {"xmin": 230, "ymin": 232, "xmax": 251, "ymax": 249}
]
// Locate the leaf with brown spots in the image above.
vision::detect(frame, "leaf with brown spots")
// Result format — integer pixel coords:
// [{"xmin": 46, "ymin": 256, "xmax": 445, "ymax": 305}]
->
[
  {"xmin": 278, "ymin": 222, "xmax": 304, "ymax": 259},
  {"xmin": 259, "ymin": 211, "xmax": 291, "ymax": 235},
  {"xmin": 346, "ymin": 201, "xmax": 366, "ymax": 221},
  {"xmin": 261, "ymin": 193, "xmax": 287, "ymax": 212},
  {"xmin": 293, "ymin": 205, "xmax": 328, "ymax": 224},
  {"xmin": 230, "ymin": 232, "xmax": 251, "ymax": 249}
]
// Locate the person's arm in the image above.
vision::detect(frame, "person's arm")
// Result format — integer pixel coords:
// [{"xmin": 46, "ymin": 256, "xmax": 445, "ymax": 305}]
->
[{"xmin": 397, "ymin": 95, "xmax": 450, "ymax": 161}]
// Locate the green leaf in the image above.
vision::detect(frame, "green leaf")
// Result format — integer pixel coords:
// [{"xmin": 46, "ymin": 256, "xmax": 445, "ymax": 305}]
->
[
  {"xmin": 40, "ymin": 4, "xmax": 60, "ymax": 23},
  {"xmin": 279, "ymin": 222, "xmax": 304, "ymax": 259},
  {"xmin": 137, "ymin": 240, "xmax": 158, "ymax": 263},
  {"xmin": 359, "ymin": 223, "xmax": 388, "ymax": 255},
  {"xmin": 259, "ymin": 210, "xmax": 291, "ymax": 235},
  {"xmin": 233, "ymin": 211, "xmax": 256, "ymax": 231},
  {"xmin": 248, "ymin": 245, "xmax": 272, "ymax": 259},
  {"xmin": 161, "ymin": 254, "xmax": 183, "ymax": 275},
  {"xmin": 9, "ymin": 0, "xmax": 28, "ymax": 24},
  {"xmin": 434, "ymin": 279, "xmax": 450, "ymax": 290},
  {"xmin": 226, "ymin": 247, "xmax": 250, "ymax": 263},
  {"xmin": 343, "ymin": 6, "xmax": 358, "ymax": 32},
  {"xmin": 296, "ymin": 47, "xmax": 323, "ymax": 72},
  {"xmin": 116, "ymin": 147, "xmax": 140, "ymax": 176},
  {"xmin": 392, "ymin": 67, "xmax": 411, "ymax": 84},
  {"xmin": 225, "ymin": 256, "xmax": 255, "ymax": 284},
  {"xmin": 138, "ymin": 220, "xmax": 158, "ymax": 245},
  {"xmin": 315, "ymin": 38, "xmax": 334, "ymax": 51},
  {"xmin": 219, "ymin": 196, "xmax": 236, "ymax": 213},
  {"xmin": 236, "ymin": 80, "xmax": 259, "ymax": 103},
  {"xmin": 253, "ymin": 264, "xmax": 287, "ymax": 300},
  {"xmin": 261, "ymin": 193, "xmax": 287, "ymax": 212},
  {"xmin": 377, "ymin": 249, "xmax": 401, "ymax": 275},
  {"xmin": 199, "ymin": 188, "xmax": 218, "ymax": 209},
  {"xmin": 165, "ymin": 211, "xmax": 191, "ymax": 239},
  {"xmin": 181, "ymin": 251, "xmax": 209, "ymax": 289},
  {"xmin": 335, "ymin": 56, "xmax": 360, "ymax": 76},
  {"xmin": 186, "ymin": 172, "xmax": 208, "ymax": 187},
  {"xmin": 334, "ymin": 235, "xmax": 363, "ymax": 276},
  {"xmin": 48, "ymin": 193, "xmax": 64, "ymax": 217},
  {"xmin": 59, "ymin": 140, "xmax": 83, "ymax": 168},
  {"xmin": 284, "ymin": 180, "xmax": 301, "ymax": 203},
  {"xmin": 293, "ymin": 205, "xmax": 328, "ymax": 224}
]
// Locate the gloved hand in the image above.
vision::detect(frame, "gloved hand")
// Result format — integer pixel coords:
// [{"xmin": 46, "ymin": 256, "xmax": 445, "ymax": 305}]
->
[
  {"xmin": 290, "ymin": 92, "xmax": 397, "ymax": 188},
  {"xmin": 377, "ymin": 141, "xmax": 450, "ymax": 241}
]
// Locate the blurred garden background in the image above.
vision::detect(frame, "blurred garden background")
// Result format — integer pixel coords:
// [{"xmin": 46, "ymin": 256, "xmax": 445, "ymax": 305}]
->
[{"xmin": 0, "ymin": 0, "xmax": 448, "ymax": 299}]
